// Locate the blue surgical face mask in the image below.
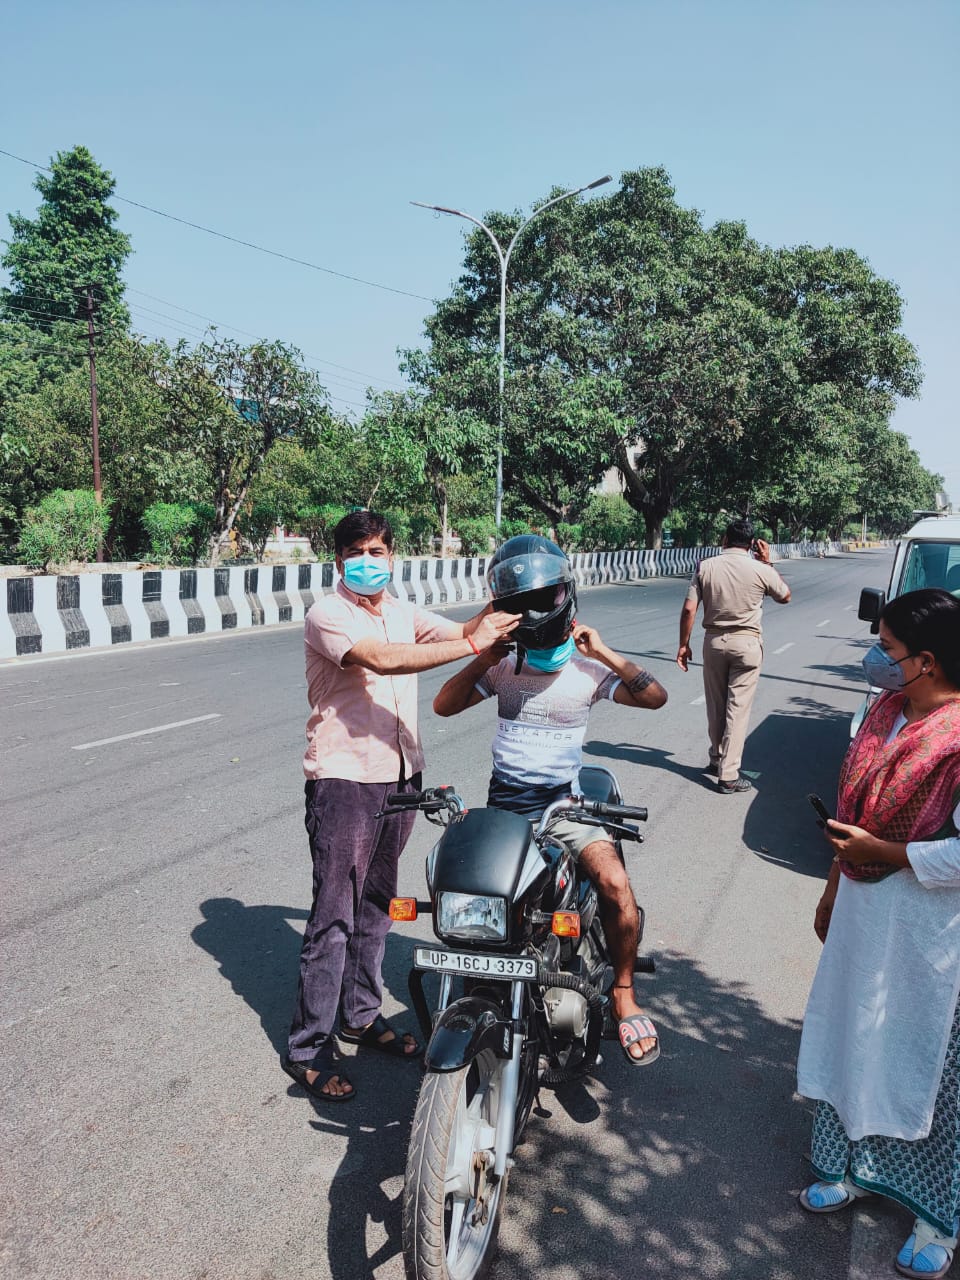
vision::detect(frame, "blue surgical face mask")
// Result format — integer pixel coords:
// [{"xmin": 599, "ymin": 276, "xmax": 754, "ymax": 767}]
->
[
  {"xmin": 524, "ymin": 637, "xmax": 575, "ymax": 672},
  {"xmin": 862, "ymin": 643, "xmax": 920, "ymax": 691},
  {"xmin": 342, "ymin": 554, "xmax": 391, "ymax": 596}
]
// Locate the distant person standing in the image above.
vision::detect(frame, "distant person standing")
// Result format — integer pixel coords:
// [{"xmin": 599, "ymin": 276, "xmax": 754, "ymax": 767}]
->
[{"xmin": 676, "ymin": 518, "xmax": 791, "ymax": 792}]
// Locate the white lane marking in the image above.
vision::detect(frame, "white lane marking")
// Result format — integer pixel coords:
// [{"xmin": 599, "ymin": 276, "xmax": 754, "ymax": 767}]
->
[
  {"xmin": 690, "ymin": 695, "xmax": 706, "ymax": 705},
  {"xmin": 817, "ymin": 619, "xmax": 830, "ymax": 627},
  {"xmin": 844, "ymin": 605, "xmax": 856, "ymax": 612},
  {"xmin": 773, "ymin": 642, "xmax": 795, "ymax": 655},
  {"xmin": 73, "ymin": 713, "xmax": 221, "ymax": 751},
  {"xmin": 159, "ymin": 681, "xmax": 180, "ymax": 687}
]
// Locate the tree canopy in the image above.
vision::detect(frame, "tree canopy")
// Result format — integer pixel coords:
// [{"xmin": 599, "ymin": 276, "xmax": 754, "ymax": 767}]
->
[
  {"xmin": 407, "ymin": 167, "xmax": 931, "ymax": 546},
  {"xmin": 1, "ymin": 146, "xmax": 131, "ymax": 331},
  {"xmin": 0, "ymin": 150, "xmax": 945, "ymax": 565}
]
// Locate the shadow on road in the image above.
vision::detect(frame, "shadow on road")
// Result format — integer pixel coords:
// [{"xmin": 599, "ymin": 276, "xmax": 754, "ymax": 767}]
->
[
  {"xmin": 191, "ymin": 899, "xmax": 425, "ymax": 1276},
  {"xmin": 461, "ymin": 954, "xmax": 867, "ymax": 1280},
  {"xmin": 188, "ymin": 908, "xmax": 902, "ymax": 1278},
  {"xmin": 740, "ymin": 699, "xmax": 852, "ymax": 879},
  {"xmin": 583, "ymin": 740, "xmax": 718, "ymax": 791},
  {"xmin": 191, "ymin": 896, "xmax": 308, "ymax": 1053}
]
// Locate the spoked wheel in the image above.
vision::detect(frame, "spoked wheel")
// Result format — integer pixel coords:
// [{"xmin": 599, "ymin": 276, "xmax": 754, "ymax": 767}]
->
[{"xmin": 402, "ymin": 1050, "xmax": 507, "ymax": 1280}]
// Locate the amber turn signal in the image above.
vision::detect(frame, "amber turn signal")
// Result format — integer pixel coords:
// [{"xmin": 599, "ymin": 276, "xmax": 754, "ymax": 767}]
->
[
  {"xmin": 389, "ymin": 897, "xmax": 418, "ymax": 922},
  {"xmin": 551, "ymin": 911, "xmax": 581, "ymax": 937}
]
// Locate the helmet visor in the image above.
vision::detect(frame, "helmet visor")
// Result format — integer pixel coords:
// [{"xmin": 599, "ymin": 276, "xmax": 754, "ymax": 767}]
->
[
  {"xmin": 487, "ymin": 551, "xmax": 574, "ymax": 601},
  {"xmin": 507, "ymin": 584, "xmax": 571, "ymax": 620}
]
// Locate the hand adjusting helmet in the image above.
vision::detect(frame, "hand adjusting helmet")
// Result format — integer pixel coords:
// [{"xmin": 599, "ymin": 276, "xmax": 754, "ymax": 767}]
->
[{"xmin": 486, "ymin": 535, "xmax": 577, "ymax": 668}]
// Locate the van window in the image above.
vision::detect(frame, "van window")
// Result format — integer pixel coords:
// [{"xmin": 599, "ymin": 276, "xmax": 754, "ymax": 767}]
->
[{"xmin": 901, "ymin": 542, "xmax": 960, "ymax": 596}]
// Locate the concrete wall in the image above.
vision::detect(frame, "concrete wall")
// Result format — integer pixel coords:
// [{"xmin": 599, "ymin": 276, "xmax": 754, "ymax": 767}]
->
[{"xmin": 0, "ymin": 541, "xmax": 836, "ymax": 660}]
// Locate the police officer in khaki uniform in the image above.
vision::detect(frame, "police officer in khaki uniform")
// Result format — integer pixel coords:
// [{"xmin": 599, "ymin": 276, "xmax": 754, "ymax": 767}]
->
[{"xmin": 676, "ymin": 518, "xmax": 791, "ymax": 792}]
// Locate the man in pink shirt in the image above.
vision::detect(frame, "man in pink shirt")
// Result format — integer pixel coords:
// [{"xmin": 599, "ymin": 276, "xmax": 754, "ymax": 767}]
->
[{"xmin": 282, "ymin": 511, "xmax": 519, "ymax": 1103}]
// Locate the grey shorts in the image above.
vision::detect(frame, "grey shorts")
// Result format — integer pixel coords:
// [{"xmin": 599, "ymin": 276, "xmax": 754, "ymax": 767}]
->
[{"xmin": 546, "ymin": 813, "xmax": 615, "ymax": 859}]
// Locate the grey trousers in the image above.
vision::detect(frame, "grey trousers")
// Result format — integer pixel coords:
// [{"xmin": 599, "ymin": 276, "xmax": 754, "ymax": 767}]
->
[
  {"xmin": 702, "ymin": 630, "xmax": 763, "ymax": 783},
  {"xmin": 287, "ymin": 773, "xmax": 420, "ymax": 1064}
]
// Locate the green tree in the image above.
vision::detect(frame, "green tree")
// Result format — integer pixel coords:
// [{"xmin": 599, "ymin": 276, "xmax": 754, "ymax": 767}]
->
[
  {"xmin": 1, "ymin": 146, "xmax": 131, "ymax": 331},
  {"xmin": 852, "ymin": 420, "xmax": 943, "ymax": 538},
  {"xmin": 360, "ymin": 388, "xmax": 492, "ymax": 554},
  {"xmin": 0, "ymin": 334, "xmax": 194, "ymax": 556},
  {"xmin": 158, "ymin": 335, "xmax": 331, "ymax": 563},
  {"xmin": 409, "ymin": 169, "xmax": 921, "ymax": 547}
]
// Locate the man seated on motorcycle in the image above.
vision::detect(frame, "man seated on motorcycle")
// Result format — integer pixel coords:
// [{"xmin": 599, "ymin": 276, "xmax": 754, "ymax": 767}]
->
[{"xmin": 434, "ymin": 535, "xmax": 668, "ymax": 1066}]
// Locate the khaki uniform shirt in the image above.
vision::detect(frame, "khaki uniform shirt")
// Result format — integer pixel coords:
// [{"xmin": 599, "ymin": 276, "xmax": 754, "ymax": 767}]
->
[{"xmin": 686, "ymin": 548, "xmax": 790, "ymax": 635}]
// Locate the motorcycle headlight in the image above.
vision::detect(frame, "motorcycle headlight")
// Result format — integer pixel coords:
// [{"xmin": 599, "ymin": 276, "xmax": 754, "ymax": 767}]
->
[{"xmin": 436, "ymin": 892, "xmax": 507, "ymax": 942}]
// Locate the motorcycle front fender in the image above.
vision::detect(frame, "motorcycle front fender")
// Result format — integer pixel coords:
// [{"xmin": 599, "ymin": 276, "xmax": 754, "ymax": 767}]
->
[{"xmin": 424, "ymin": 995, "xmax": 513, "ymax": 1073}]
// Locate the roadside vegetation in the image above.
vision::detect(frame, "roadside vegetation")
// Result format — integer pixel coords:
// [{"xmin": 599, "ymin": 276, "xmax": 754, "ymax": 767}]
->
[{"xmin": 0, "ymin": 147, "xmax": 943, "ymax": 570}]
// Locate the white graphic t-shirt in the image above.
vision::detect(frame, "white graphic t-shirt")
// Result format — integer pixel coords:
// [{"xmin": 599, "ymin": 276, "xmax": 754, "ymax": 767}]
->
[{"xmin": 475, "ymin": 654, "xmax": 620, "ymax": 788}]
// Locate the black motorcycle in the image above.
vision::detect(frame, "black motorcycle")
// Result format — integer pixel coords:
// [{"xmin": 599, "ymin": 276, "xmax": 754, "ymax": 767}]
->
[{"xmin": 380, "ymin": 765, "xmax": 651, "ymax": 1280}]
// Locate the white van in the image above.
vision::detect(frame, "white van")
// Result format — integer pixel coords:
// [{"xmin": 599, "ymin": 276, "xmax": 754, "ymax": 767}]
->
[{"xmin": 852, "ymin": 513, "xmax": 960, "ymax": 732}]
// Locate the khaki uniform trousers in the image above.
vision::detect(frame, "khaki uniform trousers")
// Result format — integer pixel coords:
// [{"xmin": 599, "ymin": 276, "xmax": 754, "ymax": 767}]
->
[{"xmin": 702, "ymin": 630, "xmax": 763, "ymax": 783}]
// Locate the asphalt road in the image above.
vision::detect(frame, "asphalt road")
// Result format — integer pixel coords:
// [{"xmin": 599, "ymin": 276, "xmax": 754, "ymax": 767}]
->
[{"xmin": 0, "ymin": 550, "xmax": 902, "ymax": 1280}]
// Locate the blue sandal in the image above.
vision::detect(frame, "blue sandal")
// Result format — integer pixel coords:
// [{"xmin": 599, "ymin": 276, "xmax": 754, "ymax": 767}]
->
[
  {"xmin": 799, "ymin": 1179, "xmax": 874, "ymax": 1213},
  {"xmin": 896, "ymin": 1219, "xmax": 957, "ymax": 1279}
]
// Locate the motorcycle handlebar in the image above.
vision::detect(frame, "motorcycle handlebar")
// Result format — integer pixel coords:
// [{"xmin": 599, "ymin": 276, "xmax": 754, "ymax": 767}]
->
[
  {"xmin": 379, "ymin": 785, "xmax": 464, "ymax": 819},
  {"xmin": 379, "ymin": 788, "xmax": 647, "ymax": 828},
  {"xmin": 385, "ymin": 791, "xmax": 426, "ymax": 808},
  {"xmin": 582, "ymin": 800, "xmax": 648, "ymax": 823}
]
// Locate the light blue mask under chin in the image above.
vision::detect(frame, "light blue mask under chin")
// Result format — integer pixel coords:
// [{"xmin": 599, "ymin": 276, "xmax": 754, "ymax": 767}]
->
[{"xmin": 524, "ymin": 637, "xmax": 575, "ymax": 672}]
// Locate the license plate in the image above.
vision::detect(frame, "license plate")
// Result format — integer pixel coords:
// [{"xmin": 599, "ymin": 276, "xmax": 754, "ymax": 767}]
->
[{"xmin": 414, "ymin": 947, "xmax": 538, "ymax": 980}]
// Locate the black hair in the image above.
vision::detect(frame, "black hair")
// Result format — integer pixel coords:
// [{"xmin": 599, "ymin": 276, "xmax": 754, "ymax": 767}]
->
[
  {"xmin": 333, "ymin": 510, "xmax": 393, "ymax": 556},
  {"xmin": 724, "ymin": 517, "xmax": 755, "ymax": 549},
  {"xmin": 882, "ymin": 588, "xmax": 960, "ymax": 688}
]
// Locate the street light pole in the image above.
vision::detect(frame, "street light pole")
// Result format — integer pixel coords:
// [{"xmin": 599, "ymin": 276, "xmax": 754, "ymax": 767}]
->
[{"xmin": 413, "ymin": 175, "xmax": 612, "ymax": 532}]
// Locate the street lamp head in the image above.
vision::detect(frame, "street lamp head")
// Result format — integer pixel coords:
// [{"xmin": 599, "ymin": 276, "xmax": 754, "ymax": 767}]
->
[
  {"xmin": 586, "ymin": 175, "xmax": 613, "ymax": 191},
  {"xmin": 411, "ymin": 201, "xmax": 465, "ymax": 218}
]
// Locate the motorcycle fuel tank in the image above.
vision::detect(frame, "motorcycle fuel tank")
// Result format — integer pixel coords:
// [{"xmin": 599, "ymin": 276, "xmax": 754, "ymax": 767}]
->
[{"xmin": 429, "ymin": 807, "xmax": 544, "ymax": 901}]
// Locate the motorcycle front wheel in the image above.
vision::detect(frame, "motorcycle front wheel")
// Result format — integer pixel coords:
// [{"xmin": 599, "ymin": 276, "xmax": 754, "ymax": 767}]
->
[{"xmin": 402, "ymin": 1049, "xmax": 507, "ymax": 1280}]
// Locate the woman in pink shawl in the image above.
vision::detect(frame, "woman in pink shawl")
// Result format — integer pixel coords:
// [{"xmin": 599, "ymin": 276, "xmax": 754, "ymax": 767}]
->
[{"xmin": 797, "ymin": 589, "xmax": 960, "ymax": 1280}]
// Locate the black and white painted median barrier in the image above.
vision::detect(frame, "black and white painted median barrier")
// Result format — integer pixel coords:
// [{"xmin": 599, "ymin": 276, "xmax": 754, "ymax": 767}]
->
[{"xmin": 0, "ymin": 541, "xmax": 836, "ymax": 660}]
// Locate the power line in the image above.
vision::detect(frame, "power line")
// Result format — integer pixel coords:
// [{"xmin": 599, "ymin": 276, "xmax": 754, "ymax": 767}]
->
[
  {"xmin": 0, "ymin": 306, "xmax": 86, "ymax": 331},
  {"xmin": 0, "ymin": 146, "xmax": 550, "ymax": 356},
  {"xmin": 125, "ymin": 287, "xmax": 408, "ymax": 388},
  {"xmin": 0, "ymin": 146, "xmax": 434, "ymax": 304},
  {"xmin": 2, "ymin": 322, "xmax": 370, "ymax": 413},
  {"xmin": 1, "ymin": 337, "xmax": 82, "ymax": 358},
  {"xmin": 2, "ymin": 304, "xmax": 375, "ymax": 399},
  {"xmin": 2, "ymin": 283, "xmax": 408, "ymax": 390},
  {"xmin": 122, "ymin": 312, "xmax": 379, "ymax": 397}
]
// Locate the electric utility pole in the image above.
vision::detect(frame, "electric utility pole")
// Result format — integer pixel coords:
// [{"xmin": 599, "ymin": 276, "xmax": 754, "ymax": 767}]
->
[{"xmin": 85, "ymin": 285, "xmax": 104, "ymax": 561}]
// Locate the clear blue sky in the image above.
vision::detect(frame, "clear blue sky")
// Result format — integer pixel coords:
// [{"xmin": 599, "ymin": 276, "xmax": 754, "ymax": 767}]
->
[{"xmin": 2, "ymin": 0, "xmax": 957, "ymax": 502}]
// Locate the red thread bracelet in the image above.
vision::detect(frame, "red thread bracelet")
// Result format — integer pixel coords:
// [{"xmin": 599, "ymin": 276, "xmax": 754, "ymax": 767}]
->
[{"xmin": 467, "ymin": 635, "xmax": 480, "ymax": 655}]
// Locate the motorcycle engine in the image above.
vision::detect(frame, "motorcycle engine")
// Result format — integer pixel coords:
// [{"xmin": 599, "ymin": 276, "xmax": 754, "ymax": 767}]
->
[{"xmin": 542, "ymin": 987, "xmax": 588, "ymax": 1039}]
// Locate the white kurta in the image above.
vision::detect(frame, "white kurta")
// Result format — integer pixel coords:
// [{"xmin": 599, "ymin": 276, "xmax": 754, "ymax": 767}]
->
[{"xmin": 797, "ymin": 798, "xmax": 960, "ymax": 1142}]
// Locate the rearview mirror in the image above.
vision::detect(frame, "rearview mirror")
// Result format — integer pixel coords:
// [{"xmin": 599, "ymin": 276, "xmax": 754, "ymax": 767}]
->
[{"xmin": 858, "ymin": 587, "xmax": 885, "ymax": 634}]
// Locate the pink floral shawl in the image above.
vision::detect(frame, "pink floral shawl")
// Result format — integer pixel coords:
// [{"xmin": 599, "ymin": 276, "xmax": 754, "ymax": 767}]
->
[{"xmin": 836, "ymin": 691, "xmax": 960, "ymax": 880}]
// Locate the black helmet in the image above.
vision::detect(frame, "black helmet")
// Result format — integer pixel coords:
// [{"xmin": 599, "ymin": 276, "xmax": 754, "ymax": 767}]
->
[{"xmin": 486, "ymin": 535, "xmax": 577, "ymax": 651}]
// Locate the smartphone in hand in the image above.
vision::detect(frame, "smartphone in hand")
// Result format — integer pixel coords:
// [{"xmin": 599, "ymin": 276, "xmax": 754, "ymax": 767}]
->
[
  {"xmin": 808, "ymin": 793, "xmax": 832, "ymax": 826},
  {"xmin": 808, "ymin": 793, "xmax": 849, "ymax": 838}
]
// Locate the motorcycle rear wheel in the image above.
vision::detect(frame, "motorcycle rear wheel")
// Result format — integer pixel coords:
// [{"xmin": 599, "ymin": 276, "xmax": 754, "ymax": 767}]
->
[{"xmin": 402, "ymin": 1050, "xmax": 507, "ymax": 1280}]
